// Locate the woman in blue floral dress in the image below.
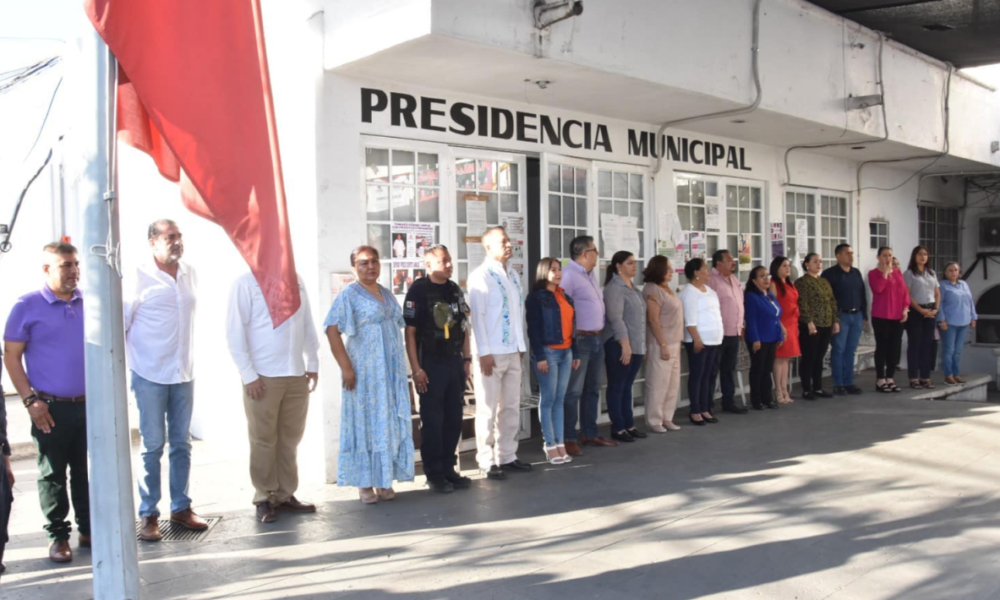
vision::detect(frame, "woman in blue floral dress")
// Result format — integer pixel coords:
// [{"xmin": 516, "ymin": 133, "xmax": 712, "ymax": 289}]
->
[{"xmin": 325, "ymin": 245, "xmax": 414, "ymax": 504}]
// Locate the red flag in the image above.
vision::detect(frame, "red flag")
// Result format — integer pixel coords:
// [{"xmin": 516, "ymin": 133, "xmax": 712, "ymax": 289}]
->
[{"xmin": 85, "ymin": 0, "xmax": 300, "ymax": 327}]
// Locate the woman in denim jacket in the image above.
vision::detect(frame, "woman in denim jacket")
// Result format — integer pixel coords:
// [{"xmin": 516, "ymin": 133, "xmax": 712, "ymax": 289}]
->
[{"xmin": 526, "ymin": 258, "xmax": 580, "ymax": 464}]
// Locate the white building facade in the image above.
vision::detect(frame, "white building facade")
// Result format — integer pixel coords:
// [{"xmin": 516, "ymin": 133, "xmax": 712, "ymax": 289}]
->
[{"xmin": 8, "ymin": 0, "xmax": 999, "ymax": 485}]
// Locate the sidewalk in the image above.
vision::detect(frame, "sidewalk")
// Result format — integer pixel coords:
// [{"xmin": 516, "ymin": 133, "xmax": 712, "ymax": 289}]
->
[{"xmin": 3, "ymin": 369, "xmax": 1000, "ymax": 600}]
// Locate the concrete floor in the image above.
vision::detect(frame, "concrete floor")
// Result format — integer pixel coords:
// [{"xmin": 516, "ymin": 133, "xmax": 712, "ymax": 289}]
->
[{"xmin": 3, "ymin": 370, "xmax": 1000, "ymax": 600}]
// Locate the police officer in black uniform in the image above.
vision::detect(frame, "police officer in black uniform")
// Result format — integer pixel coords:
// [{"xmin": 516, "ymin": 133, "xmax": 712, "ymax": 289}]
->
[{"xmin": 404, "ymin": 245, "xmax": 474, "ymax": 493}]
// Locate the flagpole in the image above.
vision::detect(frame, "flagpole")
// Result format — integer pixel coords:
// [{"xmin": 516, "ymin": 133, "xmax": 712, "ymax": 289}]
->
[{"xmin": 82, "ymin": 28, "xmax": 140, "ymax": 599}]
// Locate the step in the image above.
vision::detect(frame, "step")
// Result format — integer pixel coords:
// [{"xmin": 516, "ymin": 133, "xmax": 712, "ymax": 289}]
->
[{"xmin": 910, "ymin": 374, "xmax": 993, "ymax": 402}]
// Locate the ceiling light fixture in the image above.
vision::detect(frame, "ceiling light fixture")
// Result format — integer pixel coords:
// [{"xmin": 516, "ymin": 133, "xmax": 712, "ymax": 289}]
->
[
  {"xmin": 851, "ymin": 146, "xmax": 867, "ymax": 150},
  {"xmin": 731, "ymin": 119, "xmax": 747, "ymax": 124}
]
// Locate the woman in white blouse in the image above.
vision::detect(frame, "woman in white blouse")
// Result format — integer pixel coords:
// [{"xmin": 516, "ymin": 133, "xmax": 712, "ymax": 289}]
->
[{"xmin": 679, "ymin": 258, "xmax": 724, "ymax": 426}]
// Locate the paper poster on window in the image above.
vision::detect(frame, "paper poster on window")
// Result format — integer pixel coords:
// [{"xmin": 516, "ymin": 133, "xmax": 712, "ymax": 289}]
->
[
  {"xmin": 705, "ymin": 196, "xmax": 721, "ymax": 232},
  {"xmin": 601, "ymin": 213, "xmax": 640, "ymax": 256},
  {"xmin": 466, "ymin": 197, "xmax": 488, "ymax": 237},
  {"xmin": 738, "ymin": 233, "xmax": 752, "ymax": 265},
  {"xmin": 770, "ymin": 222, "xmax": 785, "ymax": 258},
  {"xmin": 510, "ymin": 259, "xmax": 525, "ymax": 281},
  {"xmin": 795, "ymin": 219, "xmax": 809, "ymax": 255},
  {"xmin": 657, "ymin": 239, "xmax": 677, "ymax": 263},
  {"xmin": 467, "ymin": 240, "xmax": 487, "ymax": 270},
  {"xmin": 500, "ymin": 213, "xmax": 525, "ymax": 237},
  {"xmin": 390, "ymin": 222, "xmax": 435, "ymax": 259},
  {"xmin": 330, "ymin": 273, "xmax": 356, "ymax": 299},
  {"xmin": 687, "ymin": 231, "xmax": 706, "ymax": 260}
]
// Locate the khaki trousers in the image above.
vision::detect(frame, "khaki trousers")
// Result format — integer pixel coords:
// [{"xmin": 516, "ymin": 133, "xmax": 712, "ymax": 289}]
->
[
  {"xmin": 644, "ymin": 342, "xmax": 682, "ymax": 427},
  {"xmin": 473, "ymin": 352, "xmax": 522, "ymax": 470},
  {"xmin": 242, "ymin": 375, "xmax": 310, "ymax": 506}
]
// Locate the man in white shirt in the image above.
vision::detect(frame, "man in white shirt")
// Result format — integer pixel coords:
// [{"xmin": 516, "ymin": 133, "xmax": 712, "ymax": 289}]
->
[
  {"xmin": 468, "ymin": 227, "xmax": 531, "ymax": 480},
  {"xmin": 125, "ymin": 220, "xmax": 208, "ymax": 541},
  {"xmin": 226, "ymin": 272, "xmax": 320, "ymax": 523}
]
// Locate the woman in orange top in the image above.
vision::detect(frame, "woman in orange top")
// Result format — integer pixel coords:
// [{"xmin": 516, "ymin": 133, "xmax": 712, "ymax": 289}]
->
[
  {"xmin": 769, "ymin": 256, "xmax": 801, "ymax": 404},
  {"xmin": 525, "ymin": 258, "xmax": 580, "ymax": 464}
]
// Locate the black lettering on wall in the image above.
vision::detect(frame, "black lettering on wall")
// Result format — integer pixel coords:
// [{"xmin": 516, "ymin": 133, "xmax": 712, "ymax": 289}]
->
[
  {"xmin": 541, "ymin": 115, "xmax": 561, "ymax": 145},
  {"xmin": 690, "ymin": 140, "xmax": 703, "ymax": 164},
  {"xmin": 711, "ymin": 143, "xmax": 725, "ymax": 166},
  {"xmin": 391, "ymin": 93, "xmax": 417, "ymax": 128},
  {"xmin": 516, "ymin": 111, "xmax": 538, "ymax": 143},
  {"xmin": 492, "ymin": 108, "xmax": 514, "ymax": 140},
  {"xmin": 564, "ymin": 120, "xmax": 583, "ymax": 149},
  {"xmin": 450, "ymin": 103, "xmax": 475, "ymax": 135},
  {"xmin": 421, "ymin": 97, "xmax": 446, "ymax": 132},
  {"xmin": 478, "ymin": 105, "xmax": 489, "ymax": 137},
  {"xmin": 361, "ymin": 88, "xmax": 387, "ymax": 123}
]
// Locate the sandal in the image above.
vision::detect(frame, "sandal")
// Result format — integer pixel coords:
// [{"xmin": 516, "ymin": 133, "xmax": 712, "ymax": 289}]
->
[
  {"xmin": 359, "ymin": 488, "xmax": 379, "ymax": 505},
  {"xmin": 377, "ymin": 487, "xmax": 396, "ymax": 501},
  {"xmin": 556, "ymin": 444, "xmax": 572, "ymax": 464},
  {"xmin": 921, "ymin": 379, "xmax": 935, "ymax": 389},
  {"xmin": 544, "ymin": 445, "xmax": 566, "ymax": 465},
  {"xmin": 888, "ymin": 382, "xmax": 902, "ymax": 393},
  {"xmin": 875, "ymin": 382, "xmax": 892, "ymax": 393},
  {"xmin": 910, "ymin": 380, "xmax": 922, "ymax": 389}
]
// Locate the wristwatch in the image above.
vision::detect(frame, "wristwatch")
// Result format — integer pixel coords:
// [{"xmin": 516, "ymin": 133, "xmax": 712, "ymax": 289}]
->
[
  {"xmin": 22, "ymin": 393, "xmax": 39, "ymax": 408},
  {"xmin": 463, "ymin": 357, "xmax": 473, "ymax": 362}
]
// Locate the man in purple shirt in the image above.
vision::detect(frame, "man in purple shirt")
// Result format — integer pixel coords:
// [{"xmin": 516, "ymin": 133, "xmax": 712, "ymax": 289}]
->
[
  {"xmin": 561, "ymin": 236, "xmax": 619, "ymax": 453},
  {"xmin": 706, "ymin": 250, "xmax": 749, "ymax": 414},
  {"xmin": 3, "ymin": 242, "xmax": 90, "ymax": 564}
]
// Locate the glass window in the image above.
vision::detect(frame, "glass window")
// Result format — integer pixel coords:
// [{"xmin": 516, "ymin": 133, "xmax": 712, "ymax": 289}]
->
[
  {"xmin": 919, "ymin": 205, "xmax": 960, "ymax": 276},
  {"xmin": 599, "ymin": 168, "xmax": 646, "ymax": 284},
  {"xmin": 547, "ymin": 163, "xmax": 589, "ymax": 261},
  {"xmin": 869, "ymin": 221, "xmax": 889, "ymax": 251},
  {"xmin": 365, "ymin": 147, "xmax": 442, "ymax": 292},
  {"xmin": 726, "ymin": 184, "xmax": 764, "ymax": 282},
  {"xmin": 785, "ymin": 190, "xmax": 849, "ymax": 272}
]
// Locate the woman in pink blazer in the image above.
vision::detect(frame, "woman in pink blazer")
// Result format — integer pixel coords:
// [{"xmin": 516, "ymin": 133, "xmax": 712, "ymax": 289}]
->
[{"xmin": 868, "ymin": 246, "xmax": 911, "ymax": 393}]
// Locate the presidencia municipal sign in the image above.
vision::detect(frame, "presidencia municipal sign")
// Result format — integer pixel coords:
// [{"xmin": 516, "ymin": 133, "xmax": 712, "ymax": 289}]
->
[{"xmin": 361, "ymin": 88, "xmax": 753, "ymax": 172}]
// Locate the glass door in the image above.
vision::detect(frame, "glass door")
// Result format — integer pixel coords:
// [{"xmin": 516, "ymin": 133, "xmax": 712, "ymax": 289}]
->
[{"xmin": 540, "ymin": 154, "xmax": 593, "ymax": 262}]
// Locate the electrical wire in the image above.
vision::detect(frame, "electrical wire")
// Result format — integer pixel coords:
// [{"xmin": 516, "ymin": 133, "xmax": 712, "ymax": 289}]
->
[
  {"xmin": 783, "ymin": 30, "xmax": 887, "ymax": 185},
  {"xmin": 1, "ymin": 149, "xmax": 54, "ymax": 254},
  {"xmin": 856, "ymin": 64, "xmax": 953, "ymax": 193},
  {"xmin": 0, "ymin": 56, "xmax": 60, "ymax": 95},
  {"xmin": 22, "ymin": 76, "xmax": 62, "ymax": 161},
  {"xmin": 652, "ymin": 0, "xmax": 763, "ymax": 175}
]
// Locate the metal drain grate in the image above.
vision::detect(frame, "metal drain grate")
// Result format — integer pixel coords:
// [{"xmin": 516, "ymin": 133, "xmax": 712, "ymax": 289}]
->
[{"xmin": 135, "ymin": 517, "xmax": 221, "ymax": 542}]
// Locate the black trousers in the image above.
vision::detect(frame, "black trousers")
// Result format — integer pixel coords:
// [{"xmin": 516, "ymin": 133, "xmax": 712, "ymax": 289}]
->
[
  {"xmin": 747, "ymin": 341, "xmax": 777, "ymax": 409},
  {"xmin": 686, "ymin": 343, "xmax": 720, "ymax": 414},
  {"xmin": 711, "ymin": 335, "xmax": 743, "ymax": 410},
  {"xmin": 798, "ymin": 325, "xmax": 833, "ymax": 393},
  {"xmin": 872, "ymin": 317, "xmax": 904, "ymax": 380},
  {"xmin": 906, "ymin": 315, "xmax": 937, "ymax": 380},
  {"xmin": 32, "ymin": 401, "xmax": 90, "ymax": 542},
  {"xmin": 0, "ymin": 455, "xmax": 11, "ymax": 571},
  {"xmin": 418, "ymin": 356, "xmax": 466, "ymax": 481}
]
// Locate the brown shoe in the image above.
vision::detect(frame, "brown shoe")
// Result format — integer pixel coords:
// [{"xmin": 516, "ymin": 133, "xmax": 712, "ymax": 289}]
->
[
  {"xmin": 255, "ymin": 503, "xmax": 278, "ymax": 523},
  {"xmin": 580, "ymin": 435, "xmax": 619, "ymax": 447},
  {"xmin": 139, "ymin": 517, "xmax": 163, "ymax": 542},
  {"xmin": 170, "ymin": 508, "xmax": 209, "ymax": 531},
  {"xmin": 49, "ymin": 540, "xmax": 73, "ymax": 563},
  {"xmin": 564, "ymin": 441, "xmax": 584, "ymax": 457},
  {"xmin": 78, "ymin": 534, "xmax": 91, "ymax": 548},
  {"xmin": 276, "ymin": 496, "xmax": 317, "ymax": 513}
]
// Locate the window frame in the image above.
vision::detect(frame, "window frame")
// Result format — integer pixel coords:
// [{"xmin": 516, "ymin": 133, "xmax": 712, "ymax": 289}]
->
[
  {"xmin": 783, "ymin": 187, "xmax": 852, "ymax": 275},
  {"xmin": 869, "ymin": 220, "xmax": 890, "ymax": 252},
  {"xmin": 918, "ymin": 204, "xmax": 961, "ymax": 277}
]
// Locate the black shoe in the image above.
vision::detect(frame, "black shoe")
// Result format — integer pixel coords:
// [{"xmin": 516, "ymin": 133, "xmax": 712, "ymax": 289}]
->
[
  {"xmin": 626, "ymin": 427, "xmax": 647, "ymax": 439},
  {"xmin": 444, "ymin": 472, "xmax": 472, "ymax": 489},
  {"xmin": 500, "ymin": 460, "xmax": 533, "ymax": 472},
  {"xmin": 482, "ymin": 465, "xmax": 506, "ymax": 480},
  {"xmin": 833, "ymin": 386, "xmax": 847, "ymax": 396},
  {"xmin": 722, "ymin": 406, "xmax": 748, "ymax": 414},
  {"xmin": 688, "ymin": 415, "xmax": 706, "ymax": 426},
  {"xmin": 611, "ymin": 430, "xmax": 636, "ymax": 442},
  {"xmin": 802, "ymin": 391, "xmax": 816, "ymax": 401},
  {"xmin": 428, "ymin": 479, "xmax": 455, "ymax": 494},
  {"xmin": 765, "ymin": 402, "xmax": 780, "ymax": 409},
  {"xmin": 815, "ymin": 390, "xmax": 833, "ymax": 398},
  {"xmin": 703, "ymin": 414, "xmax": 719, "ymax": 423},
  {"xmin": 846, "ymin": 385, "xmax": 863, "ymax": 395}
]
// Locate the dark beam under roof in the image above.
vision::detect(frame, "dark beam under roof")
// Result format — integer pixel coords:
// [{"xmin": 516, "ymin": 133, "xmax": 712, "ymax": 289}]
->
[{"xmin": 809, "ymin": 0, "xmax": 1000, "ymax": 68}]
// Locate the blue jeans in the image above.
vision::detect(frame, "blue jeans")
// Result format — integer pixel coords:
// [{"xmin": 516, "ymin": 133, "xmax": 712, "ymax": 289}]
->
[
  {"xmin": 564, "ymin": 335, "xmax": 605, "ymax": 439},
  {"xmin": 534, "ymin": 347, "xmax": 573, "ymax": 447},
  {"xmin": 604, "ymin": 339, "xmax": 644, "ymax": 432},
  {"xmin": 940, "ymin": 324, "xmax": 969, "ymax": 377},
  {"xmin": 830, "ymin": 311, "xmax": 863, "ymax": 386},
  {"xmin": 132, "ymin": 372, "xmax": 194, "ymax": 517}
]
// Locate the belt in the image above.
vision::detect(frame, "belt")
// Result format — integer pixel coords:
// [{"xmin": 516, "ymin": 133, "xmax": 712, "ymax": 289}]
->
[
  {"xmin": 918, "ymin": 303, "xmax": 937, "ymax": 309},
  {"xmin": 840, "ymin": 308, "xmax": 861, "ymax": 314},
  {"xmin": 576, "ymin": 330, "xmax": 602, "ymax": 337},
  {"xmin": 38, "ymin": 392, "xmax": 86, "ymax": 403}
]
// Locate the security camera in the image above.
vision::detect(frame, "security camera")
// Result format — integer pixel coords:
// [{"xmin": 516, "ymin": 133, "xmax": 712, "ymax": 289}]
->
[{"xmin": 534, "ymin": 1, "xmax": 584, "ymax": 30}]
